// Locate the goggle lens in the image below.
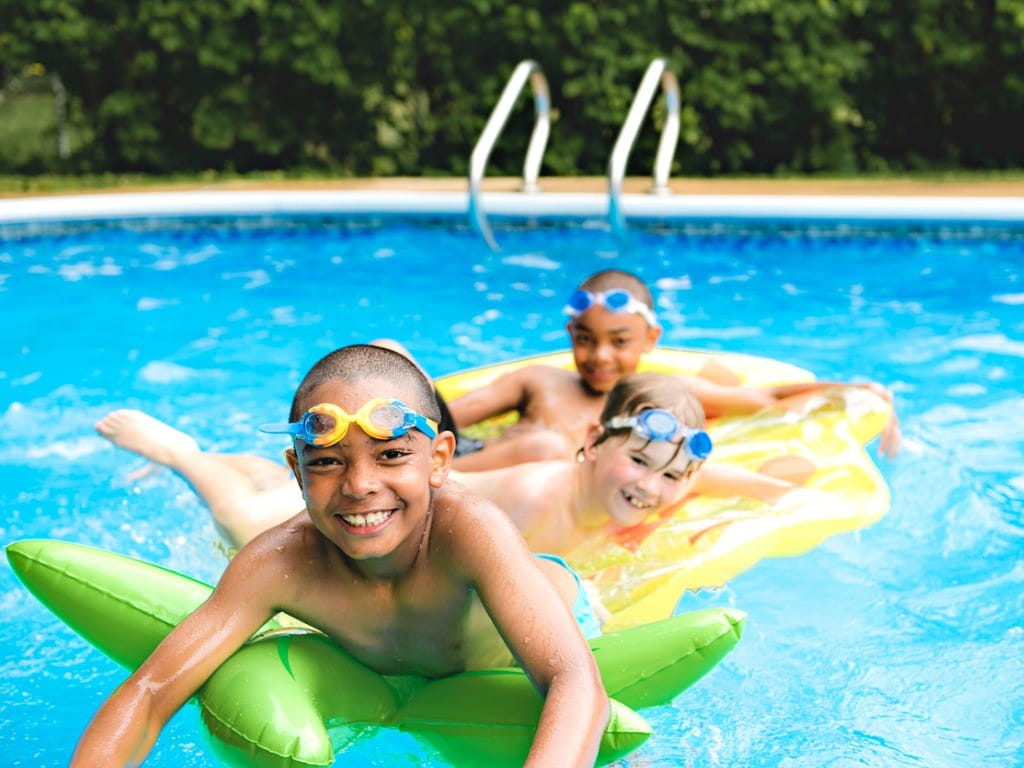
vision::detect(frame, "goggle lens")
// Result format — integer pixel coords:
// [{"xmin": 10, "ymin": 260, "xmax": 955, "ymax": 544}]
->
[
  {"xmin": 602, "ymin": 289, "xmax": 632, "ymax": 311},
  {"xmin": 687, "ymin": 430, "xmax": 713, "ymax": 460},
  {"xmin": 369, "ymin": 403, "xmax": 407, "ymax": 432},
  {"xmin": 307, "ymin": 411, "xmax": 338, "ymax": 437},
  {"xmin": 567, "ymin": 289, "xmax": 593, "ymax": 313},
  {"xmin": 639, "ymin": 409, "xmax": 680, "ymax": 441}
]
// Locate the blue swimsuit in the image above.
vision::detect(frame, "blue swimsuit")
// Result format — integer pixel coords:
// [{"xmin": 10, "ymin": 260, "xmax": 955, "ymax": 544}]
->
[{"xmin": 534, "ymin": 553, "xmax": 602, "ymax": 638}]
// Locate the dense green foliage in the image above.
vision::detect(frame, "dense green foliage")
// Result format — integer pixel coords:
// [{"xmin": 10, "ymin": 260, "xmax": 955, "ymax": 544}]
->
[{"xmin": 2, "ymin": 0, "xmax": 1022, "ymax": 175}]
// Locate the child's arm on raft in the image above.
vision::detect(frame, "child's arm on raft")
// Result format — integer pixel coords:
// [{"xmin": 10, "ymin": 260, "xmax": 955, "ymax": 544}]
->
[
  {"xmin": 448, "ymin": 500, "xmax": 609, "ymax": 768},
  {"xmin": 680, "ymin": 375, "xmax": 902, "ymax": 457},
  {"xmin": 447, "ymin": 366, "xmax": 536, "ymax": 429},
  {"xmin": 70, "ymin": 540, "xmax": 285, "ymax": 767},
  {"xmin": 692, "ymin": 462, "xmax": 801, "ymax": 504}
]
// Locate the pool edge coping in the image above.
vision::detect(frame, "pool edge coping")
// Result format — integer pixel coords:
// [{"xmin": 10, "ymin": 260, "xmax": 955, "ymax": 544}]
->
[{"xmin": 3, "ymin": 188, "xmax": 1024, "ymax": 225}]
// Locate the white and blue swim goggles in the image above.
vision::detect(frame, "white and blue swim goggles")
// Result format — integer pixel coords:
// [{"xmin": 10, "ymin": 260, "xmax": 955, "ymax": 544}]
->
[
  {"xmin": 564, "ymin": 289, "xmax": 659, "ymax": 328},
  {"xmin": 604, "ymin": 409, "xmax": 712, "ymax": 461},
  {"xmin": 259, "ymin": 398, "xmax": 438, "ymax": 447}
]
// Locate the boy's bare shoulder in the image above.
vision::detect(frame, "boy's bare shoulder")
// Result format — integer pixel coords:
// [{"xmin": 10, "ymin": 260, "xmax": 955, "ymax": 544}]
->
[
  {"xmin": 428, "ymin": 482, "xmax": 519, "ymax": 565},
  {"xmin": 226, "ymin": 516, "xmax": 335, "ymax": 590},
  {"xmin": 518, "ymin": 363, "xmax": 577, "ymax": 382},
  {"xmin": 431, "ymin": 480, "xmax": 504, "ymax": 528},
  {"xmin": 492, "ymin": 363, "xmax": 574, "ymax": 384},
  {"xmin": 510, "ymin": 364, "xmax": 580, "ymax": 396}
]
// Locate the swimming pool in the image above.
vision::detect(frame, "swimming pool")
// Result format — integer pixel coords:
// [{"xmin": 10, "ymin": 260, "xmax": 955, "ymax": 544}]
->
[{"xmin": 1, "ymin": 193, "xmax": 1022, "ymax": 767}]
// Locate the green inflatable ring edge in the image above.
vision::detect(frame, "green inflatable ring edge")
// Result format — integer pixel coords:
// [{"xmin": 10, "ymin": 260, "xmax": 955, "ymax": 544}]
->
[{"xmin": 7, "ymin": 539, "xmax": 744, "ymax": 767}]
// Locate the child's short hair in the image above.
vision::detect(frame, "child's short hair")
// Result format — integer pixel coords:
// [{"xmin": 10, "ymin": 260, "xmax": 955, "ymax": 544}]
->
[
  {"xmin": 577, "ymin": 269, "xmax": 655, "ymax": 314},
  {"xmin": 594, "ymin": 372, "xmax": 705, "ymax": 449},
  {"xmin": 289, "ymin": 344, "xmax": 440, "ymax": 423}
]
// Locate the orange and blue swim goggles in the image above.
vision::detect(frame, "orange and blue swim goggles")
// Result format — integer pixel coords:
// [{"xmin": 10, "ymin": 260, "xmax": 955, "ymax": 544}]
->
[
  {"xmin": 605, "ymin": 409, "xmax": 712, "ymax": 461},
  {"xmin": 259, "ymin": 398, "xmax": 438, "ymax": 446},
  {"xmin": 565, "ymin": 289, "xmax": 659, "ymax": 327}
]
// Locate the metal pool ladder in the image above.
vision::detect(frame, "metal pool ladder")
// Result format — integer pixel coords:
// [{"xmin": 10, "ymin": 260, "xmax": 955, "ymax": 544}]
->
[
  {"xmin": 468, "ymin": 59, "xmax": 550, "ymax": 251},
  {"xmin": 607, "ymin": 58, "xmax": 681, "ymax": 238}
]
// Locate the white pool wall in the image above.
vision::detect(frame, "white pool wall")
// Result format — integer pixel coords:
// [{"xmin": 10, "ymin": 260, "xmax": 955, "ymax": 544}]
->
[{"xmin": 2, "ymin": 189, "xmax": 1024, "ymax": 225}]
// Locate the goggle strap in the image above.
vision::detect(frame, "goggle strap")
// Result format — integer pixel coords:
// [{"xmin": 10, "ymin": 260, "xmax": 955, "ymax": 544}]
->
[
  {"xmin": 258, "ymin": 423, "xmax": 300, "ymax": 435},
  {"xmin": 629, "ymin": 302, "xmax": 659, "ymax": 328},
  {"xmin": 605, "ymin": 416, "xmax": 638, "ymax": 431},
  {"xmin": 413, "ymin": 414, "xmax": 439, "ymax": 439}
]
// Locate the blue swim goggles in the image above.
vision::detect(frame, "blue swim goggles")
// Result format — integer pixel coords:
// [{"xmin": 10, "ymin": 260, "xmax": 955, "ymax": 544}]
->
[
  {"xmin": 604, "ymin": 409, "xmax": 713, "ymax": 461},
  {"xmin": 260, "ymin": 398, "xmax": 438, "ymax": 447},
  {"xmin": 564, "ymin": 289, "xmax": 659, "ymax": 328}
]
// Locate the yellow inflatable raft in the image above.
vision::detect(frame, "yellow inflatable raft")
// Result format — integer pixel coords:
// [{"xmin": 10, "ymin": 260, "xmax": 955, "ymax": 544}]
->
[{"xmin": 436, "ymin": 348, "xmax": 891, "ymax": 632}]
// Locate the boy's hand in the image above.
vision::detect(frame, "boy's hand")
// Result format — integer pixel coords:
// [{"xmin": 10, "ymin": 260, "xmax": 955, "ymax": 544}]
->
[
  {"xmin": 861, "ymin": 383, "xmax": 901, "ymax": 458},
  {"xmin": 878, "ymin": 410, "xmax": 902, "ymax": 458}
]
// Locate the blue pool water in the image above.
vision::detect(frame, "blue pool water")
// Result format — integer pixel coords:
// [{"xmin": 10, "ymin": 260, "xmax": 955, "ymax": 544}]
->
[{"xmin": 1, "ymin": 214, "xmax": 1022, "ymax": 767}]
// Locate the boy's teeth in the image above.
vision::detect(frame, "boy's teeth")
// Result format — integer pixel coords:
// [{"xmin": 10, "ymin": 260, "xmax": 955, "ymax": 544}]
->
[
  {"xmin": 624, "ymin": 492, "xmax": 653, "ymax": 509},
  {"xmin": 341, "ymin": 510, "xmax": 393, "ymax": 527}
]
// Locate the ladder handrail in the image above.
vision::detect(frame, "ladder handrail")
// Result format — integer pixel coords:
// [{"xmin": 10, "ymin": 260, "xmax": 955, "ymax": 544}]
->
[
  {"xmin": 468, "ymin": 59, "xmax": 551, "ymax": 251},
  {"xmin": 607, "ymin": 58, "xmax": 681, "ymax": 237}
]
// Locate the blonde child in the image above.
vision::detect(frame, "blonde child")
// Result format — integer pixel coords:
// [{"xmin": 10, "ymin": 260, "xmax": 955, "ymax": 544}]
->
[{"xmin": 454, "ymin": 372, "xmax": 813, "ymax": 556}]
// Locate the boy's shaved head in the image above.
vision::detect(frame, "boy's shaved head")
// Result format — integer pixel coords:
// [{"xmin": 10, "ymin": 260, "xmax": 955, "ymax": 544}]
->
[
  {"xmin": 577, "ymin": 269, "xmax": 655, "ymax": 311},
  {"xmin": 289, "ymin": 344, "xmax": 440, "ymax": 422}
]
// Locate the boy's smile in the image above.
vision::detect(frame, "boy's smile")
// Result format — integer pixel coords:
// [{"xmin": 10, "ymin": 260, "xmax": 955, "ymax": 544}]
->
[{"xmin": 338, "ymin": 507, "xmax": 398, "ymax": 532}]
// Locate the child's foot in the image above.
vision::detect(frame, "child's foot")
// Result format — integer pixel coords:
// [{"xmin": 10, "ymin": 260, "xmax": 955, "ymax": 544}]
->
[{"xmin": 95, "ymin": 409, "xmax": 200, "ymax": 470}]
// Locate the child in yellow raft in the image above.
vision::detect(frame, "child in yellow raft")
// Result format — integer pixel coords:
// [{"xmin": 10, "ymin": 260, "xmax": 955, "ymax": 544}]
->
[
  {"xmin": 452, "ymin": 371, "xmax": 809, "ymax": 558},
  {"xmin": 446, "ymin": 268, "xmax": 902, "ymax": 471},
  {"xmin": 74, "ymin": 345, "xmax": 609, "ymax": 768}
]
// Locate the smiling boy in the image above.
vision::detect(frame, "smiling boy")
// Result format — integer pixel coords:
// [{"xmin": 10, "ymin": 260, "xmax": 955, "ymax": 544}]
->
[
  {"xmin": 72, "ymin": 345, "xmax": 608, "ymax": 767},
  {"xmin": 449, "ymin": 270, "xmax": 661, "ymax": 471}
]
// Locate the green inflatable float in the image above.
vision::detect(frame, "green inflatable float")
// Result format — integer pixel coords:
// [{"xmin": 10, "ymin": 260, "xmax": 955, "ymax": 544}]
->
[{"xmin": 7, "ymin": 539, "xmax": 745, "ymax": 767}]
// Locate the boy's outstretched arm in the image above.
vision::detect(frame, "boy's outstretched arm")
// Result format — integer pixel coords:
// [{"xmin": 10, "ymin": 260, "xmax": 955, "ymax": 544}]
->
[
  {"xmin": 693, "ymin": 462, "xmax": 800, "ymax": 504},
  {"xmin": 766, "ymin": 380, "xmax": 902, "ymax": 457},
  {"xmin": 450, "ymin": 501, "xmax": 609, "ymax": 768},
  {"xmin": 70, "ymin": 542, "xmax": 283, "ymax": 767},
  {"xmin": 447, "ymin": 368, "xmax": 533, "ymax": 429},
  {"xmin": 681, "ymin": 375, "xmax": 902, "ymax": 457}
]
